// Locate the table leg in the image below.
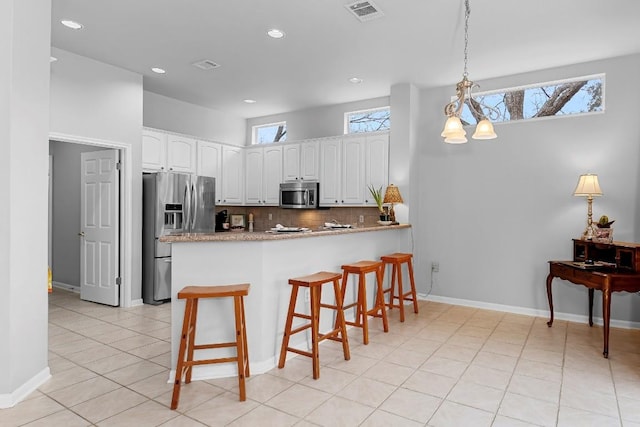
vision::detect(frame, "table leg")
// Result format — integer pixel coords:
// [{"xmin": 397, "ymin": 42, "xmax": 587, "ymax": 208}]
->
[
  {"xmin": 546, "ymin": 273, "xmax": 555, "ymax": 327},
  {"xmin": 602, "ymin": 286, "xmax": 611, "ymax": 358},
  {"xmin": 588, "ymin": 288, "xmax": 594, "ymax": 327}
]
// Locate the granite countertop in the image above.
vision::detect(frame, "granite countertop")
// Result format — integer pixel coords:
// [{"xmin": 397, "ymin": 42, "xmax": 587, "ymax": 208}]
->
[{"xmin": 160, "ymin": 224, "xmax": 411, "ymax": 243}]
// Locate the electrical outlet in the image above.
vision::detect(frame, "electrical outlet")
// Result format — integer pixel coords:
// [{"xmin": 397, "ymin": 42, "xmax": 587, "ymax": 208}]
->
[
  {"xmin": 268, "ymin": 213, "xmax": 273, "ymax": 220},
  {"xmin": 432, "ymin": 262, "xmax": 439, "ymax": 272},
  {"xmin": 359, "ymin": 215, "xmax": 364, "ymax": 223}
]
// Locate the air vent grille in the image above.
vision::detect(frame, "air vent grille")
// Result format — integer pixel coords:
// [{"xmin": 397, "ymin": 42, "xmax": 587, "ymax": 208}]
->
[
  {"xmin": 192, "ymin": 60, "xmax": 220, "ymax": 70},
  {"xmin": 345, "ymin": 1, "xmax": 384, "ymax": 22}
]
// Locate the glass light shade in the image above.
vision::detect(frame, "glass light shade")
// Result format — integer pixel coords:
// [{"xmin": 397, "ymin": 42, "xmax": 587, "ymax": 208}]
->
[
  {"xmin": 574, "ymin": 174, "xmax": 603, "ymax": 196},
  {"xmin": 441, "ymin": 116, "xmax": 465, "ymax": 138},
  {"xmin": 383, "ymin": 184, "xmax": 403, "ymax": 204},
  {"xmin": 472, "ymin": 119, "xmax": 497, "ymax": 140},
  {"xmin": 444, "ymin": 131, "xmax": 468, "ymax": 144}
]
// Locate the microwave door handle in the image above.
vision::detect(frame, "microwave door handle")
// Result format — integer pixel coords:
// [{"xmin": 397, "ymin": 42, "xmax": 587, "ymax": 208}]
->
[{"xmin": 304, "ymin": 189, "xmax": 309, "ymax": 206}]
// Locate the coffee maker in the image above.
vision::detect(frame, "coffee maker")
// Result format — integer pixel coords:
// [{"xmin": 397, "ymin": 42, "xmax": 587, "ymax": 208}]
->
[{"xmin": 215, "ymin": 209, "xmax": 229, "ymax": 231}]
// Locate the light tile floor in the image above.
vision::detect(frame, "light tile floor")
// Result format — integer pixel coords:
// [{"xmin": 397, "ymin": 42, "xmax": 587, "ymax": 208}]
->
[{"xmin": 2, "ymin": 289, "xmax": 640, "ymax": 426}]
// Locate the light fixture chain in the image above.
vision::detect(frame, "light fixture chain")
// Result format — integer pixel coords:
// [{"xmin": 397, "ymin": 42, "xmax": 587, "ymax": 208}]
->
[{"xmin": 463, "ymin": 0, "xmax": 470, "ymax": 78}]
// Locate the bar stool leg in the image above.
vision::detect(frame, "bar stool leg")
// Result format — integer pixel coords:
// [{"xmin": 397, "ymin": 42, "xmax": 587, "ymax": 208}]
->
[
  {"xmin": 332, "ymin": 278, "xmax": 350, "ymax": 361},
  {"xmin": 185, "ymin": 299, "xmax": 198, "ymax": 383},
  {"xmin": 359, "ymin": 272, "xmax": 370, "ymax": 345},
  {"xmin": 375, "ymin": 266, "xmax": 389, "ymax": 332},
  {"xmin": 278, "ymin": 285, "xmax": 299, "ymax": 369},
  {"xmin": 310, "ymin": 285, "xmax": 321, "ymax": 379},
  {"xmin": 240, "ymin": 295, "xmax": 250, "ymax": 378},
  {"xmin": 408, "ymin": 258, "xmax": 419, "ymax": 314},
  {"xmin": 396, "ymin": 262, "xmax": 406, "ymax": 322},
  {"xmin": 233, "ymin": 295, "xmax": 247, "ymax": 401},
  {"xmin": 171, "ymin": 298, "xmax": 193, "ymax": 410}
]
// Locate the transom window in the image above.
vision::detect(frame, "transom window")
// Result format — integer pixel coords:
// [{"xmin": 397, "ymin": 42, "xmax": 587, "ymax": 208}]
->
[
  {"xmin": 460, "ymin": 74, "xmax": 604, "ymax": 125},
  {"xmin": 344, "ymin": 107, "xmax": 390, "ymax": 134},
  {"xmin": 252, "ymin": 121, "xmax": 287, "ymax": 144}
]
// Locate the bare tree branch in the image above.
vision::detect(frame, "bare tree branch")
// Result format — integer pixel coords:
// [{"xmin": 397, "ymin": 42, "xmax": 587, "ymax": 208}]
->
[
  {"xmin": 504, "ymin": 90, "xmax": 525, "ymax": 120},
  {"xmin": 534, "ymin": 81, "xmax": 587, "ymax": 117}
]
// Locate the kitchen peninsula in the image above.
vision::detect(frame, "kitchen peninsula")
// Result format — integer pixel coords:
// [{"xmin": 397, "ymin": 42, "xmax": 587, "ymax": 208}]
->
[{"xmin": 161, "ymin": 224, "xmax": 412, "ymax": 380}]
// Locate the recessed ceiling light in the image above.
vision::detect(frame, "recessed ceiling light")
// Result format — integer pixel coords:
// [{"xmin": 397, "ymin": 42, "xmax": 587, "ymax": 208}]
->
[
  {"xmin": 50, "ymin": 56, "xmax": 58, "ymax": 63},
  {"xmin": 243, "ymin": 99, "xmax": 257, "ymax": 104},
  {"xmin": 61, "ymin": 19, "xmax": 83, "ymax": 30},
  {"xmin": 267, "ymin": 29, "xmax": 285, "ymax": 39},
  {"xmin": 151, "ymin": 67, "xmax": 166, "ymax": 74},
  {"xmin": 349, "ymin": 77, "xmax": 363, "ymax": 84}
]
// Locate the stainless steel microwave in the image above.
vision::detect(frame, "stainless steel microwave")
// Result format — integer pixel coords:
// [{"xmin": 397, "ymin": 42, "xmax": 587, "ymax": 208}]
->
[{"xmin": 279, "ymin": 182, "xmax": 319, "ymax": 209}]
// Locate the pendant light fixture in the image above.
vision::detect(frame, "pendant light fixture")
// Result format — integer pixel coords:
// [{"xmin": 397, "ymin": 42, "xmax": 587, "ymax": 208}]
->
[{"xmin": 441, "ymin": 0, "xmax": 497, "ymax": 144}]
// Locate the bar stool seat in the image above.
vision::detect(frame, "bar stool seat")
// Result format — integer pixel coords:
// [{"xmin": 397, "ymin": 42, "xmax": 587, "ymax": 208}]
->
[
  {"xmin": 278, "ymin": 271, "xmax": 350, "ymax": 379},
  {"xmin": 340, "ymin": 260, "xmax": 389, "ymax": 345},
  {"xmin": 171, "ymin": 284, "xmax": 250, "ymax": 410},
  {"xmin": 381, "ymin": 252, "xmax": 418, "ymax": 322}
]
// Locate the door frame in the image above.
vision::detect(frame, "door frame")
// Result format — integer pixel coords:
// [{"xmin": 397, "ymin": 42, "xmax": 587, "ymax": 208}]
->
[{"xmin": 49, "ymin": 132, "xmax": 133, "ymax": 308}]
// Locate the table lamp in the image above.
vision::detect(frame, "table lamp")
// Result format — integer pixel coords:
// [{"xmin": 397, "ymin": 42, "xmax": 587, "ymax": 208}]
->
[
  {"xmin": 573, "ymin": 173, "xmax": 602, "ymax": 240},
  {"xmin": 383, "ymin": 184, "xmax": 403, "ymax": 224}
]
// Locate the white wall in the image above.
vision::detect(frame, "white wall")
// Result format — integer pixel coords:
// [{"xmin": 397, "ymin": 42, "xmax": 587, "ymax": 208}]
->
[
  {"xmin": 49, "ymin": 141, "xmax": 103, "ymax": 288},
  {"xmin": 143, "ymin": 91, "xmax": 246, "ymax": 146},
  {"xmin": 417, "ymin": 54, "xmax": 640, "ymax": 323},
  {"xmin": 246, "ymin": 96, "xmax": 390, "ymax": 144},
  {"xmin": 50, "ymin": 47, "xmax": 144, "ymax": 302},
  {"xmin": 0, "ymin": 0, "xmax": 51, "ymax": 405}
]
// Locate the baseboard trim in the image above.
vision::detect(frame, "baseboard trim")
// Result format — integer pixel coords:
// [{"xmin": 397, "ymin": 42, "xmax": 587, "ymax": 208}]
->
[
  {"xmin": 131, "ymin": 299, "xmax": 144, "ymax": 307},
  {"xmin": 421, "ymin": 294, "xmax": 640, "ymax": 330},
  {"xmin": 0, "ymin": 367, "xmax": 51, "ymax": 408},
  {"xmin": 52, "ymin": 281, "xmax": 79, "ymax": 293}
]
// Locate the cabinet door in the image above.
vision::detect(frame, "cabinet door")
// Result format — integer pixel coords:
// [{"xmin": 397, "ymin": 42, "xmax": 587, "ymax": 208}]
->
[
  {"xmin": 364, "ymin": 133, "xmax": 389, "ymax": 206},
  {"xmin": 244, "ymin": 148, "xmax": 263, "ymax": 205},
  {"xmin": 167, "ymin": 135, "xmax": 196, "ymax": 173},
  {"xmin": 263, "ymin": 146, "xmax": 283, "ymax": 205},
  {"xmin": 341, "ymin": 136, "xmax": 365, "ymax": 205},
  {"xmin": 221, "ymin": 146, "xmax": 244, "ymax": 205},
  {"xmin": 282, "ymin": 144, "xmax": 301, "ymax": 182},
  {"xmin": 142, "ymin": 130, "xmax": 167, "ymax": 171},
  {"xmin": 197, "ymin": 141, "xmax": 222, "ymax": 203},
  {"xmin": 299, "ymin": 141, "xmax": 319, "ymax": 181},
  {"xmin": 319, "ymin": 138, "xmax": 341, "ymax": 206}
]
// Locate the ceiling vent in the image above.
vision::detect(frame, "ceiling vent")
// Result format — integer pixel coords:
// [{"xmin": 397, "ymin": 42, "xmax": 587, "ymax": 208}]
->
[
  {"xmin": 345, "ymin": 1, "xmax": 384, "ymax": 22},
  {"xmin": 191, "ymin": 60, "xmax": 220, "ymax": 71}
]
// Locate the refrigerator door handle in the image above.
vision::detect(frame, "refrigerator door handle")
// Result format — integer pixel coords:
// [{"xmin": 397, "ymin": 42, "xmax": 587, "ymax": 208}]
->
[
  {"xmin": 190, "ymin": 182, "xmax": 197, "ymax": 231},
  {"xmin": 183, "ymin": 179, "xmax": 191, "ymax": 234}
]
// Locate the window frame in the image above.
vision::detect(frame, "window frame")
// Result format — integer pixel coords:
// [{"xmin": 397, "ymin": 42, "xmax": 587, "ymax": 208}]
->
[
  {"xmin": 251, "ymin": 121, "xmax": 287, "ymax": 145},
  {"xmin": 344, "ymin": 106, "xmax": 391, "ymax": 134},
  {"xmin": 459, "ymin": 73, "xmax": 605, "ymax": 126}
]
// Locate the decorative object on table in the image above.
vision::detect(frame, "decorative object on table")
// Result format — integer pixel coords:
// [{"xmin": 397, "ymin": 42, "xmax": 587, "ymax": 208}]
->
[
  {"xmin": 383, "ymin": 184, "xmax": 403, "ymax": 224},
  {"xmin": 441, "ymin": 0, "xmax": 498, "ymax": 144},
  {"xmin": 368, "ymin": 184, "xmax": 388, "ymax": 221},
  {"xmin": 248, "ymin": 212, "xmax": 254, "ymax": 232},
  {"xmin": 594, "ymin": 214, "xmax": 614, "ymax": 243},
  {"xmin": 230, "ymin": 214, "xmax": 246, "ymax": 230},
  {"xmin": 573, "ymin": 173, "xmax": 603, "ymax": 240}
]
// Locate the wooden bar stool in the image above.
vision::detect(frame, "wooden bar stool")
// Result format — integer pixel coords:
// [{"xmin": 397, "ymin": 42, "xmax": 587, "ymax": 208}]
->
[
  {"xmin": 171, "ymin": 284, "xmax": 250, "ymax": 410},
  {"xmin": 381, "ymin": 253, "xmax": 418, "ymax": 322},
  {"xmin": 278, "ymin": 271, "xmax": 350, "ymax": 379},
  {"xmin": 340, "ymin": 260, "xmax": 389, "ymax": 345}
]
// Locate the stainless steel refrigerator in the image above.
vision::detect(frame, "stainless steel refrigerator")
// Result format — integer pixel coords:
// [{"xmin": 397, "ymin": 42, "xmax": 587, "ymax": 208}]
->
[{"xmin": 142, "ymin": 172, "xmax": 216, "ymax": 304}]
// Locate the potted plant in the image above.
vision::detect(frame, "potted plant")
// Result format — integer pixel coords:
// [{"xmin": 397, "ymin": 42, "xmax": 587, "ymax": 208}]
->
[
  {"xmin": 368, "ymin": 185, "xmax": 389, "ymax": 221},
  {"xmin": 595, "ymin": 215, "xmax": 614, "ymax": 243}
]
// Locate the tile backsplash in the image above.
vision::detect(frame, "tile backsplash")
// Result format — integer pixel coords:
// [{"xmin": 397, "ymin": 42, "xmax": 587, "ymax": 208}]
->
[{"xmin": 215, "ymin": 206, "xmax": 383, "ymax": 231}]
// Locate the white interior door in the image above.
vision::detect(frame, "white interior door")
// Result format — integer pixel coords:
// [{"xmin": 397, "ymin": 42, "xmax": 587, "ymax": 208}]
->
[{"xmin": 80, "ymin": 149, "xmax": 120, "ymax": 306}]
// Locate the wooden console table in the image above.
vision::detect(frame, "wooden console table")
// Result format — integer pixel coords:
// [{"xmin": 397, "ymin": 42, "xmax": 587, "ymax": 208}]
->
[{"xmin": 546, "ymin": 239, "xmax": 640, "ymax": 358}]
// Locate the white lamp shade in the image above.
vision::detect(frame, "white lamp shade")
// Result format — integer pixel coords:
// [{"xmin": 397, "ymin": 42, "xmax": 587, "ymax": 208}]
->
[
  {"xmin": 573, "ymin": 174, "xmax": 603, "ymax": 196},
  {"xmin": 441, "ymin": 116, "xmax": 465, "ymax": 138},
  {"xmin": 444, "ymin": 133, "xmax": 468, "ymax": 144},
  {"xmin": 472, "ymin": 119, "xmax": 497, "ymax": 140}
]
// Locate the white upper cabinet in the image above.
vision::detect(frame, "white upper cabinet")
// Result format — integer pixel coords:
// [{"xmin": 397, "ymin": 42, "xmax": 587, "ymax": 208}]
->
[
  {"xmin": 364, "ymin": 133, "xmax": 389, "ymax": 207},
  {"xmin": 245, "ymin": 145, "xmax": 283, "ymax": 205},
  {"xmin": 283, "ymin": 141, "xmax": 319, "ymax": 182},
  {"xmin": 221, "ymin": 145, "xmax": 244, "ymax": 205},
  {"xmin": 319, "ymin": 138, "xmax": 342, "ymax": 206},
  {"xmin": 197, "ymin": 140, "xmax": 222, "ymax": 203},
  {"xmin": 142, "ymin": 129, "xmax": 196, "ymax": 173},
  {"xmin": 166, "ymin": 135, "xmax": 196, "ymax": 173},
  {"xmin": 142, "ymin": 129, "xmax": 167, "ymax": 171},
  {"xmin": 341, "ymin": 136, "xmax": 366, "ymax": 205}
]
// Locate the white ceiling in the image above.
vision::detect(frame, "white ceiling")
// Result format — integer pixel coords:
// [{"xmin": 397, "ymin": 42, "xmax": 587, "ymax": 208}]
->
[{"xmin": 51, "ymin": 0, "xmax": 640, "ymax": 119}]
